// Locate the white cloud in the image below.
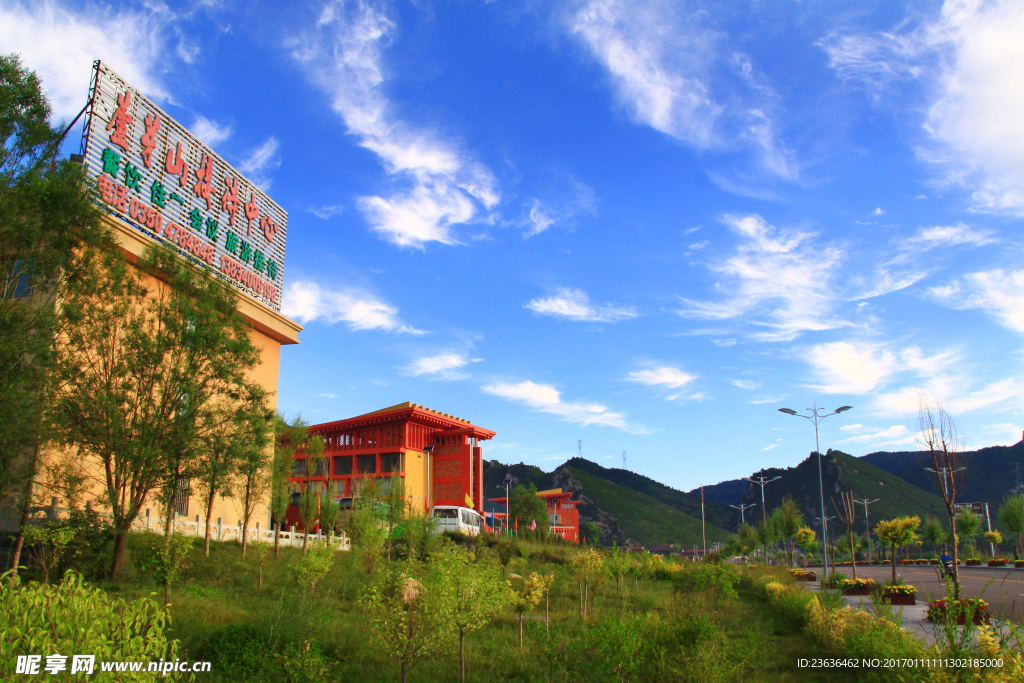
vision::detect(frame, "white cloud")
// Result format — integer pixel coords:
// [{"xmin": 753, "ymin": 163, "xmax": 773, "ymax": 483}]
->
[
  {"xmin": 678, "ymin": 214, "xmax": 846, "ymax": 341},
  {"xmin": 191, "ymin": 115, "xmax": 233, "ymax": 148},
  {"xmin": 405, "ymin": 353, "xmax": 481, "ymax": 380},
  {"xmin": 316, "ymin": 393, "xmax": 338, "ymax": 398},
  {"xmin": 522, "ymin": 177, "xmax": 597, "ymax": 237},
  {"xmin": 872, "ymin": 207, "xmax": 885, "ymax": 216},
  {"xmin": 627, "ymin": 366, "xmax": 696, "ymax": 389},
  {"xmin": 711, "ymin": 338, "xmax": 737, "ymax": 347},
  {"xmin": 836, "ymin": 424, "xmax": 917, "ymax": 447},
  {"xmin": 806, "ymin": 341, "xmax": 898, "ymax": 394},
  {"xmin": 731, "ymin": 379, "xmax": 759, "ymax": 391},
  {"xmin": 526, "ymin": 288, "xmax": 637, "ymax": 323},
  {"xmin": 931, "ymin": 270, "xmax": 1024, "ymax": 334},
  {"xmin": 481, "ymin": 380, "xmax": 631, "ymax": 430},
  {"xmin": 821, "ymin": 0, "xmax": 1024, "ymax": 214},
  {"xmin": 907, "ymin": 223, "xmax": 996, "ymax": 248},
  {"xmin": 308, "ymin": 205, "xmax": 346, "ymax": 219},
  {"xmin": 0, "ymin": 0, "xmax": 175, "ymax": 119},
  {"xmin": 290, "ymin": 1, "xmax": 499, "ymax": 248},
  {"xmin": 282, "ymin": 280, "xmax": 424, "ymax": 334},
  {"xmin": 238, "ymin": 136, "xmax": 281, "ymax": 188},
  {"xmin": 763, "ymin": 443, "xmax": 779, "ymax": 451},
  {"xmin": 567, "ymin": 0, "xmax": 797, "ymax": 181}
]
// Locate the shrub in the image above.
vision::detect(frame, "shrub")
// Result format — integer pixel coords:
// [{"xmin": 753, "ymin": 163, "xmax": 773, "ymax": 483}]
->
[
  {"xmin": 199, "ymin": 623, "xmax": 271, "ymax": 682},
  {"xmin": 669, "ymin": 563, "xmax": 738, "ymax": 598},
  {"xmin": 0, "ymin": 570, "xmax": 187, "ymax": 681}
]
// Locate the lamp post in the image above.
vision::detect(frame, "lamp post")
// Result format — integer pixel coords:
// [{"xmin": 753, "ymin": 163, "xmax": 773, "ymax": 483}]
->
[
  {"xmin": 853, "ymin": 497, "xmax": 880, "ymax": 562},
  {"xmin": 779, "ymin": 403, "xmax": 852, "ymax": 584},
  {"xmin": 924, "ymin": 465, "xmax": 965, "ymax": 558},
  {"xmin": 729, "ymin": 502, "xmax": 756, "ymax": 529},
  {"xmin": 744, "ymin": 471, "xmax": 782, "ymax": 525},
  {"xmin": 503, "ymin": 474, "xmax": 518, "ymax": 536}
]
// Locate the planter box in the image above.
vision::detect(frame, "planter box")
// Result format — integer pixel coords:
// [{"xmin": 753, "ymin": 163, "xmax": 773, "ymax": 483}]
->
[
  {"xmin": 871, "ymin": 560, "xmax": 882, "ymax": 565},
  {"xmin": 1016, "ymin": 561, "xmax": 1024, "ymax": 568},
  {"xmin": 987, "ymin": 560, "xmax": 1006, "ymax": 567},
  {"xmin": 929, "ymin": 559, "xmax": 940, "ymax": 565},
  {"xmin": 929, "ymin": 612, "xmax": 989, "ymax": 625},
  {"xmin": 842, "ymin": 587, "xmax": 873, "ymax": 596},
  {"xmin": 966, "ymin": 560, "xmax": 982, "ymax": 566},
  {"xmin": 881, "ymin": 593, "xmax": 917, "ymax": 605},
  {"xmin": 915, "ymin": 560, "xmax": 928, "ymax": 565},
  {"xmin": 793, "ymin": 573, "xmax": 816, "ymax": 581}
]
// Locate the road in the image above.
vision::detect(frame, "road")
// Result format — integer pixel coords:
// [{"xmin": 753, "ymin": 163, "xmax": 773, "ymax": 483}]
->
[{"xmin": 812, "ymin": 564, "xmax": 1024, "ymax": 624}]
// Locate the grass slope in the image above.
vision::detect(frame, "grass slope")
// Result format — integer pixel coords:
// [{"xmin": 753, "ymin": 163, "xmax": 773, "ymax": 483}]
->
[{"xmin": 565, "ymin": 465, "xmax": 732, "ymax": 547}]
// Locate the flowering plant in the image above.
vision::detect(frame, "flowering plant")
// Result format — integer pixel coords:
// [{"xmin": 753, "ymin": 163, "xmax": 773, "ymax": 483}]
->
[
  {"xmin": 926, "ymin": 598, "xmax": 988, "ymax": 623},
  {"xmin": 840, "ymin": 578, "xmax": 875, "ymax": 589},
  {"xmin": 882, "ymin": 584, "xmax": 916, "ymax": 596}
]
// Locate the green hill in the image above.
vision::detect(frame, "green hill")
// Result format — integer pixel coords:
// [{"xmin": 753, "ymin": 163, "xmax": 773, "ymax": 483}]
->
[
  {"xmin": 481, "ymin": 458, "xmax": 732, "ymax": 547},
  {"xmin": 736, "ymin": 450, "xmax": 950, "ymax": 533}
]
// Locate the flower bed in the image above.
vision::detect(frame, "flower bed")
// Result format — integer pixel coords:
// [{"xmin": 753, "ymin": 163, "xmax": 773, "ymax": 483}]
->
[
  {"xmin": 987, "ymin": 559, "xmax": 1006, "ymax": 567},
  {"xmin": 788, "ymin": 568, "xmax": 816, "ymax": 581},
  {"xmin": 879, "ymin": 585, "xmax": 917, "ymax": 605},
  {"xmin": 965, "ymin": 559, "xmax": 981, "ymax": 566},
  {"xmin": 870, "ymin": 560, "xmax": 882, "ymax": 565},
  {"xmin": 929, "ymin": 559, "xmax": 940, "ymax": 565},
  {"xmin": 840, "ymin": 578, "xmax": 875, "ymax": 595},
  {"xmin": 1016, "ymin": 560, "xmax": 1024, "ymax": 569},
  {"xmin": 900, "ymin": 559, "xmax": 916, "ymax": 565},
  {"xmin": 926, "ymin": 598, "xmax": 989, "ymax": 625},
  {"xmin": 915, "ymin": 559, "xmax": 928, "ymax": 565}
]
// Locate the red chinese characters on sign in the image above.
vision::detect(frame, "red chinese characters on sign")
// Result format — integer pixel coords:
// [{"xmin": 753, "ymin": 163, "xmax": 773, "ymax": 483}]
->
[
  {"xmin": 106, "ymin": 91, "xmax": 134, "ymax": 153},
  {"xmin": 97, "ymin": 173, "xmax": 129, "ymax": 213},
  {"xmin": 221, "ymin": 176, "xmax": 241, "ymax": 226},
  {"xmin": 164, "ymin": 141, "xmax": 190, "ymax": 187},
  {"xmin": 193, "ymin": 153, "xmax": 215, "ymax": 210},
  {"xmin": 139, "ymin": 112, "xmax": 162, "ymax": 169},
  {"xmin": 244, "ymin": 191, "xmax": 259, "ymax": 237},
  {"xmin": 260, "ymin": 214, "xmax": 278, "ymax": 244}
]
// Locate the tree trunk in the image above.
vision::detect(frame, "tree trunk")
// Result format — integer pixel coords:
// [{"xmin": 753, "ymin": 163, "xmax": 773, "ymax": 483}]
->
[
  {"xmin": 545, "ymin": 591, "xmax": 550, "ymax": 635},
  {"xmin": 164, "ymin": 579, "xmax": 170, "ymax": 607},
  {"xmin": 10, "ymin": 448, "xmax": 38, "ymax": 576},
  {"xmin": 110, "ymin": 530, "xmax": 128, "ymax": 577},
  {"xmin": 519, "ymin": 612, "xmax": 523, "ymax": 651},
  {"xmin": 204, "ymin": 483, "xmax": 217, "ymax": 557},
  {"xmin": 850, "ymin": 534, "xmax": 857, "ymax": 580},
  {"xmin": 400, "ymin": 661, "xmax": 407, "ymax": 683},
  {"xmin": 258, "ymin": 563, "xmax": 263, "ymax": 593},
  {"xmin": 460, "ymin": 629, "xmax": 466, "ymax": 683},
  {"xmin": 890, "ymin": 543, "xmax": 896, "ymax": 584},
  {"xmin": 948, "ymin": 509, "xmax": 960, "ymax": 600},
  {"xmin": 274, "ymin": 523, "xmax": 281, "ymax": 559},
  {"xmin": 584, "ymin": 579, "xmax": 589, "ymax": 619},
  {"xmin": 578, "ymin": 581, "xmax": 583, "ymax": 618}
]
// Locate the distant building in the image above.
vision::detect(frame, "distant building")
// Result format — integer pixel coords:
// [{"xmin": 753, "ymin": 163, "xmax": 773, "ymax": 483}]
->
[
  {"xmin": 488, "ymin": 488, "xmax": 580, "ymax": 542},
  {"xmin": 287, "ymin": 402, "xmax": 495, "ymax": 529}
]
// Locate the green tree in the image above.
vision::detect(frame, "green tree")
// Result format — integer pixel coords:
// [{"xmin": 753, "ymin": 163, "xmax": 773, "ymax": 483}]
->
[
  {"xmin": 1, "ymin": 53, "xmax": 113, "ymax": 576},
  {"xmin": 954, "ymin": 509, "xmax": 982, "ymax": 558},
  {"xmin": 922, "ymin": 516, "xmax": 947, "ymax": 556},
  {"xmin": 270, "ymin": 414, "xmax": 309, "ymax": 558},
  {"xmin": 834, "ymin": 491, "xmax": 859, "ymax": 579},
  {"xmin": 443, "ymin": 548, "xmax": 515, "ymax": 682},
  {"xmin": 52, "ymin": 243, "xmax": 269, "ymax": 577},
  {"xmin": 998, "ymin": 493, "xmax": 1024, "ymax": 558},
  {"xmin": 21, "ymin": 522, "xmax": 76, "ymax": 584},
  {"xmin": 512, "ymin": 571, "xmax": 552, "ymax": 651},
  {"xmin": 581, "ymin": 520, "xmax": 601, "ymax": 545},
  {"xmin": 773, "ymin": 497, "xmax": 803, "ymax": 566},
  {"xmin": 234, "ymin": 408, "xmax": 274, "ymax": 558},
  {"xmin": 571, "ymin": 547, "xmax": 605, "ymax": 619},
  {"xmin": 297, "ymin": 434, "xmax": 326, "ymax": 552},
  {"xmin": 319, "ymin": 488, "xmax": 342, "ymax": 548},
  {"xmin": 364, "ymin": 563, "xmax": 455, "ymax": 683},
  {"xmin": 875, "ymin": 516, "xmax": 921, "ymax": 584},
  {"xmin": 509, "ymin": 483, "xmax": 549, "ymax": 537},
  {"xmin": 138, "ymin": 527, "xmax": 194, "ymax": 607},
  {"xmin": 247, "ymin": 538, "xmax": 271, "ymax": 593}
]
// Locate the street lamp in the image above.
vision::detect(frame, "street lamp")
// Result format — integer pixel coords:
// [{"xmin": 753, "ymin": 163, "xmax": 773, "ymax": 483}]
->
[
  {"xmin": 744, "ymin": 471, "xmax": 782, "ymax": 525},
  {"xmin": 502, "ymin": 474, "xmax": 518, "ymax": 536},
  {"xmin": 779, "ymin": 403, "xmax": 852, "ymax": 583},
  {"xmin": 853, "ymin": 497, "xmax": 880, "ymax": 562},
  {"xmin": 729, "ymin": 502, "xmax": 756, "ymax": 529}
]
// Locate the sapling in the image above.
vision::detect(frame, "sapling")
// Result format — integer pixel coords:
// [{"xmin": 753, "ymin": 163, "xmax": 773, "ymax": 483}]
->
[{"xmin": 248, "ymin": 539, "xmax": 271, "ymax": 593}]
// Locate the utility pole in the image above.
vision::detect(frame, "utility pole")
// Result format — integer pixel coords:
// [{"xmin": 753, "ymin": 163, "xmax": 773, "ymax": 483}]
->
[
  {"xmin": 578, "ymin": 439, "xmax": 582, "ymax": 461},
  {"xmin": 984, "ymin": 503, "xmax": 994, "ymax": 557},
  {"xmin": 729, "ymin": 502, "xmax": 756, "ymax": 530},
  {"xmin": 623, "ymin": 451, "xmax": 626, "ymax": 471},
  {"xmin": 744, "ymin": 470, "xmax": 782, "ymax": 525},
  {"xmin": 853, "ymin": 497, "xmax": 880, "ymax": 562},
  {"xmin": 701, "ymin": 485, "xmax": 707, "ymax": 558}
]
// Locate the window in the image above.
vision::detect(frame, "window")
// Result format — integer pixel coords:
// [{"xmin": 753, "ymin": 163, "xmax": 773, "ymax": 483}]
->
[
  {"xmin": 357, "ymin": 454, "xmax": 377, "ymax": 474},
  {"xmin": 311, "ymin": 458, "xmax": 327, "ymax": 477},
  {"xmin": 433, "ymin": 508, "xmax": 457, "ymax": 518},
  {"xmin": 172, "ymin": 476, "xmax": 190, "ymax": 517},
  {"xmin": 381, "ymin": 453, "xmax": 402, "ymax": 473},
  {"xmin": 333, "ymin": 456, "xmax": 352, "ymax": 476},
  {"xmin": 549, "ymin": 513, "xmax": 560, "ymax": 525},
  {"xmin": 291, "ymin": 459, "xmax": 306, "ymax": 476}
]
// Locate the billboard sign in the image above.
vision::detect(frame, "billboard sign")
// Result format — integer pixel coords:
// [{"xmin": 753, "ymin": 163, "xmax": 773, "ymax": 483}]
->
[
  {"xmin": 952, "ymin": 503, "xmax": 985, "ymax": 516},
  {"xmin": 80, "ymin": 61, "xmax": 286, "ymax": 311}
]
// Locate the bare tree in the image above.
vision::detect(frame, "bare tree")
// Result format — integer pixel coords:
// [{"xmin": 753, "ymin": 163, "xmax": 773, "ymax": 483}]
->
[
  {"xmin": 915, "ymin": 394, "xmax": 968, "ymax": 599},
  {"xmin": 834, "ymin": 491, "xmax": 858, "ymax": 580}
]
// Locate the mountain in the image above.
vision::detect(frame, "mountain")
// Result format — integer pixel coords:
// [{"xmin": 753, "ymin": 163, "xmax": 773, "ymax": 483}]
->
[
  {"xmin": 481, "ymin": 458, "xmax": 733, "ymax": 547},
  {"xmin": 728, "ymin": 450, "xmax": 950, "ymax": 533},
  {"xmin": 860, "ymin": 441, "xmax": 1024, "ymax": 514}
]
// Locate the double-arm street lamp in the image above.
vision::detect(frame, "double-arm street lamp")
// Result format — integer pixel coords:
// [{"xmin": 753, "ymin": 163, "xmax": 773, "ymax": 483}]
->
[
  {"xmin": 779, "ymin": 403, "xmax": 852, "ymax": 581},
  {"xmin": 745, "ymin": 471, "xmax": 782, "ymax": 525},
  {"xmin": 729, "ymin": 502, "xmax": 756, "ymax": 529}
]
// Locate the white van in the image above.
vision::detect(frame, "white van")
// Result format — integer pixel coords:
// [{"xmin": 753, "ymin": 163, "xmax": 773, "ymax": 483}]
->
[{"xmin": 431, "ymin": 506, "xmax": 484, "ymax": 536}]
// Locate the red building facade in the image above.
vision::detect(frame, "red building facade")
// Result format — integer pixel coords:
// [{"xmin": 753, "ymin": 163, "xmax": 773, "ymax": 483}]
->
[
  {"xmin": 287, "ymin": 402, "xmax": 495, "ymax": 517},
  {"xmin": 489, "ymin": 488, "xmax": 580, "ymax": 542}
]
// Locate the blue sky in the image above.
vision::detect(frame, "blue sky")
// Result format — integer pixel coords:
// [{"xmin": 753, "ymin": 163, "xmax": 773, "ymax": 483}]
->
[{"xmin": 7, "ymin": 0, "xmax": 1024, "ymax": 492}]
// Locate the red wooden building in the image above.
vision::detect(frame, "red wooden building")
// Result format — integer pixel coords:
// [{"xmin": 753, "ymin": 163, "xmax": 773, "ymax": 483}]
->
[
  {"xmin": 287, "ymin": 402, "xmax": 495, "ymax": 520},
  {"xmin": 488, "ymin": 488, "xmax": 580, "ymax": 542}
]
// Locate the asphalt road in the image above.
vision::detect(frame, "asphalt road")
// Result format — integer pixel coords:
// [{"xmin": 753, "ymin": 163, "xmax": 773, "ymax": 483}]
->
[{"xmin": 816, "ymin": 564, "xmax": 1024, "ymax": 624}]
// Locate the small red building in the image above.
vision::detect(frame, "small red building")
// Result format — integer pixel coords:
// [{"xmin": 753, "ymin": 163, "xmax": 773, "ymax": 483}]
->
[
  {"xmin": 286, "ymin": 402, "xmax": 495, "ymax": 530},
  {"xmin": 488, "ymin": 488, "xmax": 580, "ymax": 542}
]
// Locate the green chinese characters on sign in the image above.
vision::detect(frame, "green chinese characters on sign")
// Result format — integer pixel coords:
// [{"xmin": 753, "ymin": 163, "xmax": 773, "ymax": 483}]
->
[
  {"xmin": 205, "ymin": 218, "xmax": 218, "ymax": 241},
  {"xmin": 238, "ymin": 240, "xmax": 252, "ymax": 264},
  {"xmin": 189, "ymin": 208, "xmax": 202, "ymax": 232},
  {"xmin": 123, "ymin": 163, "xmax": 142, "ymax": 192},
  {"xmin": 150, "ymin": 182, "xmax": 167, "ymax": 208},
  {"xmin": 252, "ymin": 250, "xmax": 265, "ymax": 273},
  {"xmin": 101, "ymin": 148, "xmax": 121, "ymax": 175},
  {"xmin": 225, "ymin": 231, "xmax": 238, "ymax": 255},
  {"xmin": 265, "ymin": 260, "xmax": 277, "ymax": 280}
]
